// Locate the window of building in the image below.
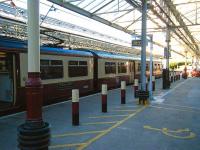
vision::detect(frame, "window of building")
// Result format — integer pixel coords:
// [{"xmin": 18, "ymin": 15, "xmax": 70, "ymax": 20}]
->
[
  {"xmin": 40, "ymin": 59, "xmax": 63, "ymax": 80},
  {"xmin": 118, "ymin": 62, "xmax": 127, "ymax": 73},
  {"xmin": 105, "ymin": 62, "xmax": 116, "ymax": 74},
  {"xmin": 68, "ymin": 60, "xmax": 88, "ymax": 77}
]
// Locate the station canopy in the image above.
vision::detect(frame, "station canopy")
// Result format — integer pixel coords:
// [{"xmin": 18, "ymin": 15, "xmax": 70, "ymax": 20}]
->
[{"xmin": 0, "ymin": 0, "xmax": 200, "ymax": 59}]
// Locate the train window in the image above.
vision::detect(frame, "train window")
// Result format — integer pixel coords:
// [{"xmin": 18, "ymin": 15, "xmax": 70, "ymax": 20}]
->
[
  {"xmin": 118, "ymin": 62, "xmax": 127, "ymax": 73},
  {"xmin": 51, "ymin": 60, "xmax": 63, "ymax": 65},
  {"xmin": 41, "ymin": 60, "xmax": 49, "ymax": 66},
  {"xmin": 40, "ymin": 59, "xmax": 63, "ymax": 80},
  {"xmin": 79, "ymin": 61, "xmax": 87, "ymax": 65},
  {"xmin": 68, "ymin": 60, "xmax": 88, "ymax": 77},
  {"xmin": 105, "ymin": 62, "xmax": 116, "ymax": 74},
  {"xmin": 69, "ymin": 61, "xmax": 78, "ymax": 65}
]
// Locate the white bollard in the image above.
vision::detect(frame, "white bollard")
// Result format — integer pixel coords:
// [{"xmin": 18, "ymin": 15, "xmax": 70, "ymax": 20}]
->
[
  {"xmin": 72, "ymin": 89, "xmax": 79, "ymax": 125},
  {"xmin": 121, "ymin": 81, "xmax": 126, "ymax": 104},
  {"xmin": 101, "ymin": 84, "xmax": 107, "ymax": 112}
]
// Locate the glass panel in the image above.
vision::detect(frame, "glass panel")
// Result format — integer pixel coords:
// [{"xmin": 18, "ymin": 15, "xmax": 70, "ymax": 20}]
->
[
  {"xmin": 51, "ymin": 60, "xmax": 63, "ymax": 65},
  {"xmin": 79, "ymin": 61, "xmax": 87, "ymax": 66},
  {"xmin": 40, "ymin": 59, "xmax": 49, "ymax": 66},
  {"xmin": 68, "ymin": 66, "xmax": 88, "ymax": 77},
  {"xmin": 105, "ymin": 62, "xmax": 116, "ymax": 74},
  {"xmin": 69, "ymin": 61, "xmax": 78, "ymax": 66}
]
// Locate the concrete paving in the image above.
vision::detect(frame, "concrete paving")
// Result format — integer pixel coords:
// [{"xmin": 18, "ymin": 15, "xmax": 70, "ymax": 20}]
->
[{"xmin": 0, "ymin": 78, "xmax": 200, "ymax": 150}]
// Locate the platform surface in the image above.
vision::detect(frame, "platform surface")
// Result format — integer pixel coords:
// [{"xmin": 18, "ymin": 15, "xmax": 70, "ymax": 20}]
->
[{"xmin": 0, "ymin": 78, "xmax": 200, "ymax": 150}]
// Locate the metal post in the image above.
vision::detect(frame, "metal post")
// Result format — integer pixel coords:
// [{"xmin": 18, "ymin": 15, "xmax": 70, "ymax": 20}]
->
[
  {"xmin": 140, "ymin": 0, "xmax": 147, "ymax": 92},
  {"xmin": 166, "ymin": 27, "xmax": 170, "ymax": 70},
  {"xmin": 149, "ymin": 35, "xmax": 153, "ymax": 100},
  {"xmin": 17, "ymin": 1, "xmax": 50, "ymax": 149},
  {"xmin": 138, "ymin": 0, "xmax": 149, "ymax": 105}
]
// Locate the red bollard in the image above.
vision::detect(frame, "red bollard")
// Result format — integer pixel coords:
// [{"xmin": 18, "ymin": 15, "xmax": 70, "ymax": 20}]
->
[
  {"xmin": 102, "ymin": 84, "xmax": 107, "ymax": 113},
  {"xmin": 152, "ymin": 76, "xmax": 155, "ymax": 91},
  {"xmin": 72, "ymin": 89, "xmax": 79, "ymax": 126},
  {"xmin": 146, "ymin": 77, "xmax": 148, "ymax": 90},
  {"xmin": 121, "ymin": 81, "xmax": 126, "ymax": 104},
  {"xmin": 134, "ymin": 79, "xmax": 139, "ymax": 98}
]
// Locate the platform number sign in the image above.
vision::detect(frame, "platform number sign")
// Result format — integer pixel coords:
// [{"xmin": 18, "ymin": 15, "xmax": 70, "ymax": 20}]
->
[{"xmin": 132, "ymin": 40, "xmax": 142, "ymax": 47}]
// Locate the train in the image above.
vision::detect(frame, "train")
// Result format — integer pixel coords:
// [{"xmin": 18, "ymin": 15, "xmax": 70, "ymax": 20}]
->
[{"xmin": 0, "ymin": 36, "xmax": 162, "ymax": 116}]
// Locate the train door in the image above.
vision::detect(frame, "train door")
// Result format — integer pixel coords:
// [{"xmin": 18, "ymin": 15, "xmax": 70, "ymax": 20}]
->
[
  {"xmin": 0, "ymin": 52, "xmax": 16, "ymax": 110},
  {"xmin": 129, "ymin": 61, "xmax": 134, "ymax": 83}
]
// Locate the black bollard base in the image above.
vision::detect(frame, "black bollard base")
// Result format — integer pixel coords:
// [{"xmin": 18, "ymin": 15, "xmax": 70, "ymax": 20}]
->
[
  {"xmin": 138, "ymin": 90, "xmax": 149, "ymax": 105},
  {"xmin": 18, "ymin": 121, "xmax": 50, "ymax": 150},
  {"xmin": 162, "ymin": 69, "xmax": 170, "ymax": 89}
]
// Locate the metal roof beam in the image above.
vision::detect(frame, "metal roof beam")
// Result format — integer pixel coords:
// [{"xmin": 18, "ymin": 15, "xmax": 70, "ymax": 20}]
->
[
  {"xmin": 96, "ymin": 9, "xmax": 134, "ymax": 15},
  {"xmin": 92, "ymin": 0, "xmax": 115, "ymax": 14},
  {"xmin": 164, "ymin": 0, "xmax": 199, "ymax": 55},
  {"xmin": 48, "ymin": 0, "xmax": 133, "ymax": 34}
]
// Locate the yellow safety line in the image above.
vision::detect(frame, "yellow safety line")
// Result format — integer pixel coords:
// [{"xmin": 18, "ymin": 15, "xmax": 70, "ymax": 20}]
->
[
  {"xmin": 115, "ymin": 106, "xmax": 138, "ymax": 108},
  {"xmin": 82, "ymin": 121, "xmax": 118, "ymax": 125},
  {"xmin": 88, "ymin": 114, "xmax": 129, "ymax": 119},
  {"xmin": 111, "ymin": 109, "xmax": 137, "ymax": 112},
  {"xmin": 144, "ymin": 125, "xmax": 196, "ymax": 139},
  {"xmin": 52, "ymin": 130, "xmax": 106, "ymax": 138},
  {"xmin": 50, "ymin": 142, "xmax": 87, "ymax": 149},
  {"xmin": 150, "ymin": 105, "xmax": 200, "ymax": 113},
  {"xmin": 155, "ymin": 103, "xmax": 200, "ymax": 111},
  {"xmin": 77, "ymin": 106, "xmax": 146, "ymax": 150}
]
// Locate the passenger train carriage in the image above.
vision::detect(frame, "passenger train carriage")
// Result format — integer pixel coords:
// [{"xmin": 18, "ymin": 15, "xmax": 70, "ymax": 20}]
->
[{"xmin": 0, "ymin": 37, "xmax": 162, "ymax": 116}]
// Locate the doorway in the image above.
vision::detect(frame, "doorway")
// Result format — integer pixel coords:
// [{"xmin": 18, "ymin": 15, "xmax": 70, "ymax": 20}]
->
[{"xmin": 0, "ymin": 52, "xmax": 16, "ymax": 110}]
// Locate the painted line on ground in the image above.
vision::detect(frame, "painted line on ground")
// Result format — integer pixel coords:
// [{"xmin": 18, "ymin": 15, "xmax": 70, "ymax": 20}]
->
[
  {"xmin": 144, "ymin": 125, "xmax": 196, "ymax": 139},
  {"xmin": 111, "ymin": 109, "xmax": 137, "ymax": 112},
  {"xmin": 152, "ymin": 79, "xmax": 189, "ymax": 103},
  {"xmin": 150, "ymin": 105, "xmax": 200, "ymax": 113},
  {"xmin": 52, "ymin": 130, "xmax": 105, "ymax": 138},
  {"xmin": 82, "ymin": 121, "xmax": 118, "ymax": 126},
  {"xmin": 50, "ymin": 142, "xmax": 86, "ymax": 149},
  {"xmin": 154, "ymin": 103, "xmax": 200, "ymax": 111},
  {"xmin": 88, "ymin": 114, "xmax": 129, "ymax": 119},
  {"xmin": 77, "ymin": 106, "xmax": 146, "ymax": 150},
  {"xmin": 115, "ymin": 105, "xmax": 139, "ymax": 109}
]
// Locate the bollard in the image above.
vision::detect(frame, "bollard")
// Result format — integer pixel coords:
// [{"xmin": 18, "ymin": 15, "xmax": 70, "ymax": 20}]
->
[
  {"xmin": 152, "ymin": 76, "xmax": 155, "ymax": 91},
  {"xmin": 121, "ymin": 81, "xmax": 126, "ymax": 104},
  {"xmin": 173, "ymin": 71, "xmax": 176, "ymax": 82},
  {"xmin": 170, "ymin": 72, "xmax": 173, "ymax": 83},
  {"xmin": 72, "ymin": 89, "xmax": 79, "ymax": 126},
  {"xmin": 101, "ymin": 84, "xmax": 107, "ymax": 113},
  {"xmin": 146, "ymin": 77, "xmax": 148, "ymax": 90},
  {"xmin": 134, "ymin": 79, "xmax": 139, "ymax": 98}
]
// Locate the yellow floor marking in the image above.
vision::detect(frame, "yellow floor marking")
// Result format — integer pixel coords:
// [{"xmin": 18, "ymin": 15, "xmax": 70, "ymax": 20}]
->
[
  {"xmin": 50, "ymin": 142, "xmax": 86, "ymax": 149},
  {"xmin": 111, "ymin": 109, "xmax": 137, "ymax": 112},
  {"xmin": 150, "ymin": 105, "xmax": 200, "ymax": 113},
  {"xmin": 156, "ymin": 103, "xmax": 200, "ymax": 111},
  {"xmin": 144, "ymin": 125, "xmax": 196, "ymax": 139},
  {"xmin": 77, "ymin": 106, "xmax": 146, "ymax": 150},
  {"xmin": 82, "ymin": 121, "xmax": 118, "ymax": 125},
  {"xmin": 88, "ymin": 114, "xmax": 129, "ymax": 119},
  {"xmin": 115, "ymin": 106, "xmax": 138, "ymax": 108},
  {"xmin": 52, "ymin": 130, "xmax": 105, "ymax": 138}
]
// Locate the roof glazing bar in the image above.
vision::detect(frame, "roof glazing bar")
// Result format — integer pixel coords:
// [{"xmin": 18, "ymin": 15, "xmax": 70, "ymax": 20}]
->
[
  {"xmin": 48, "ymin": 0, "xmax": 133, "ymax": 34},
  {"xmin": 92, "ymin": 0, "xmax": 115, "ymax": 14},
  {"xmin": 96, "ymin": 8, "xmax": 134, "ymax": 15}
]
